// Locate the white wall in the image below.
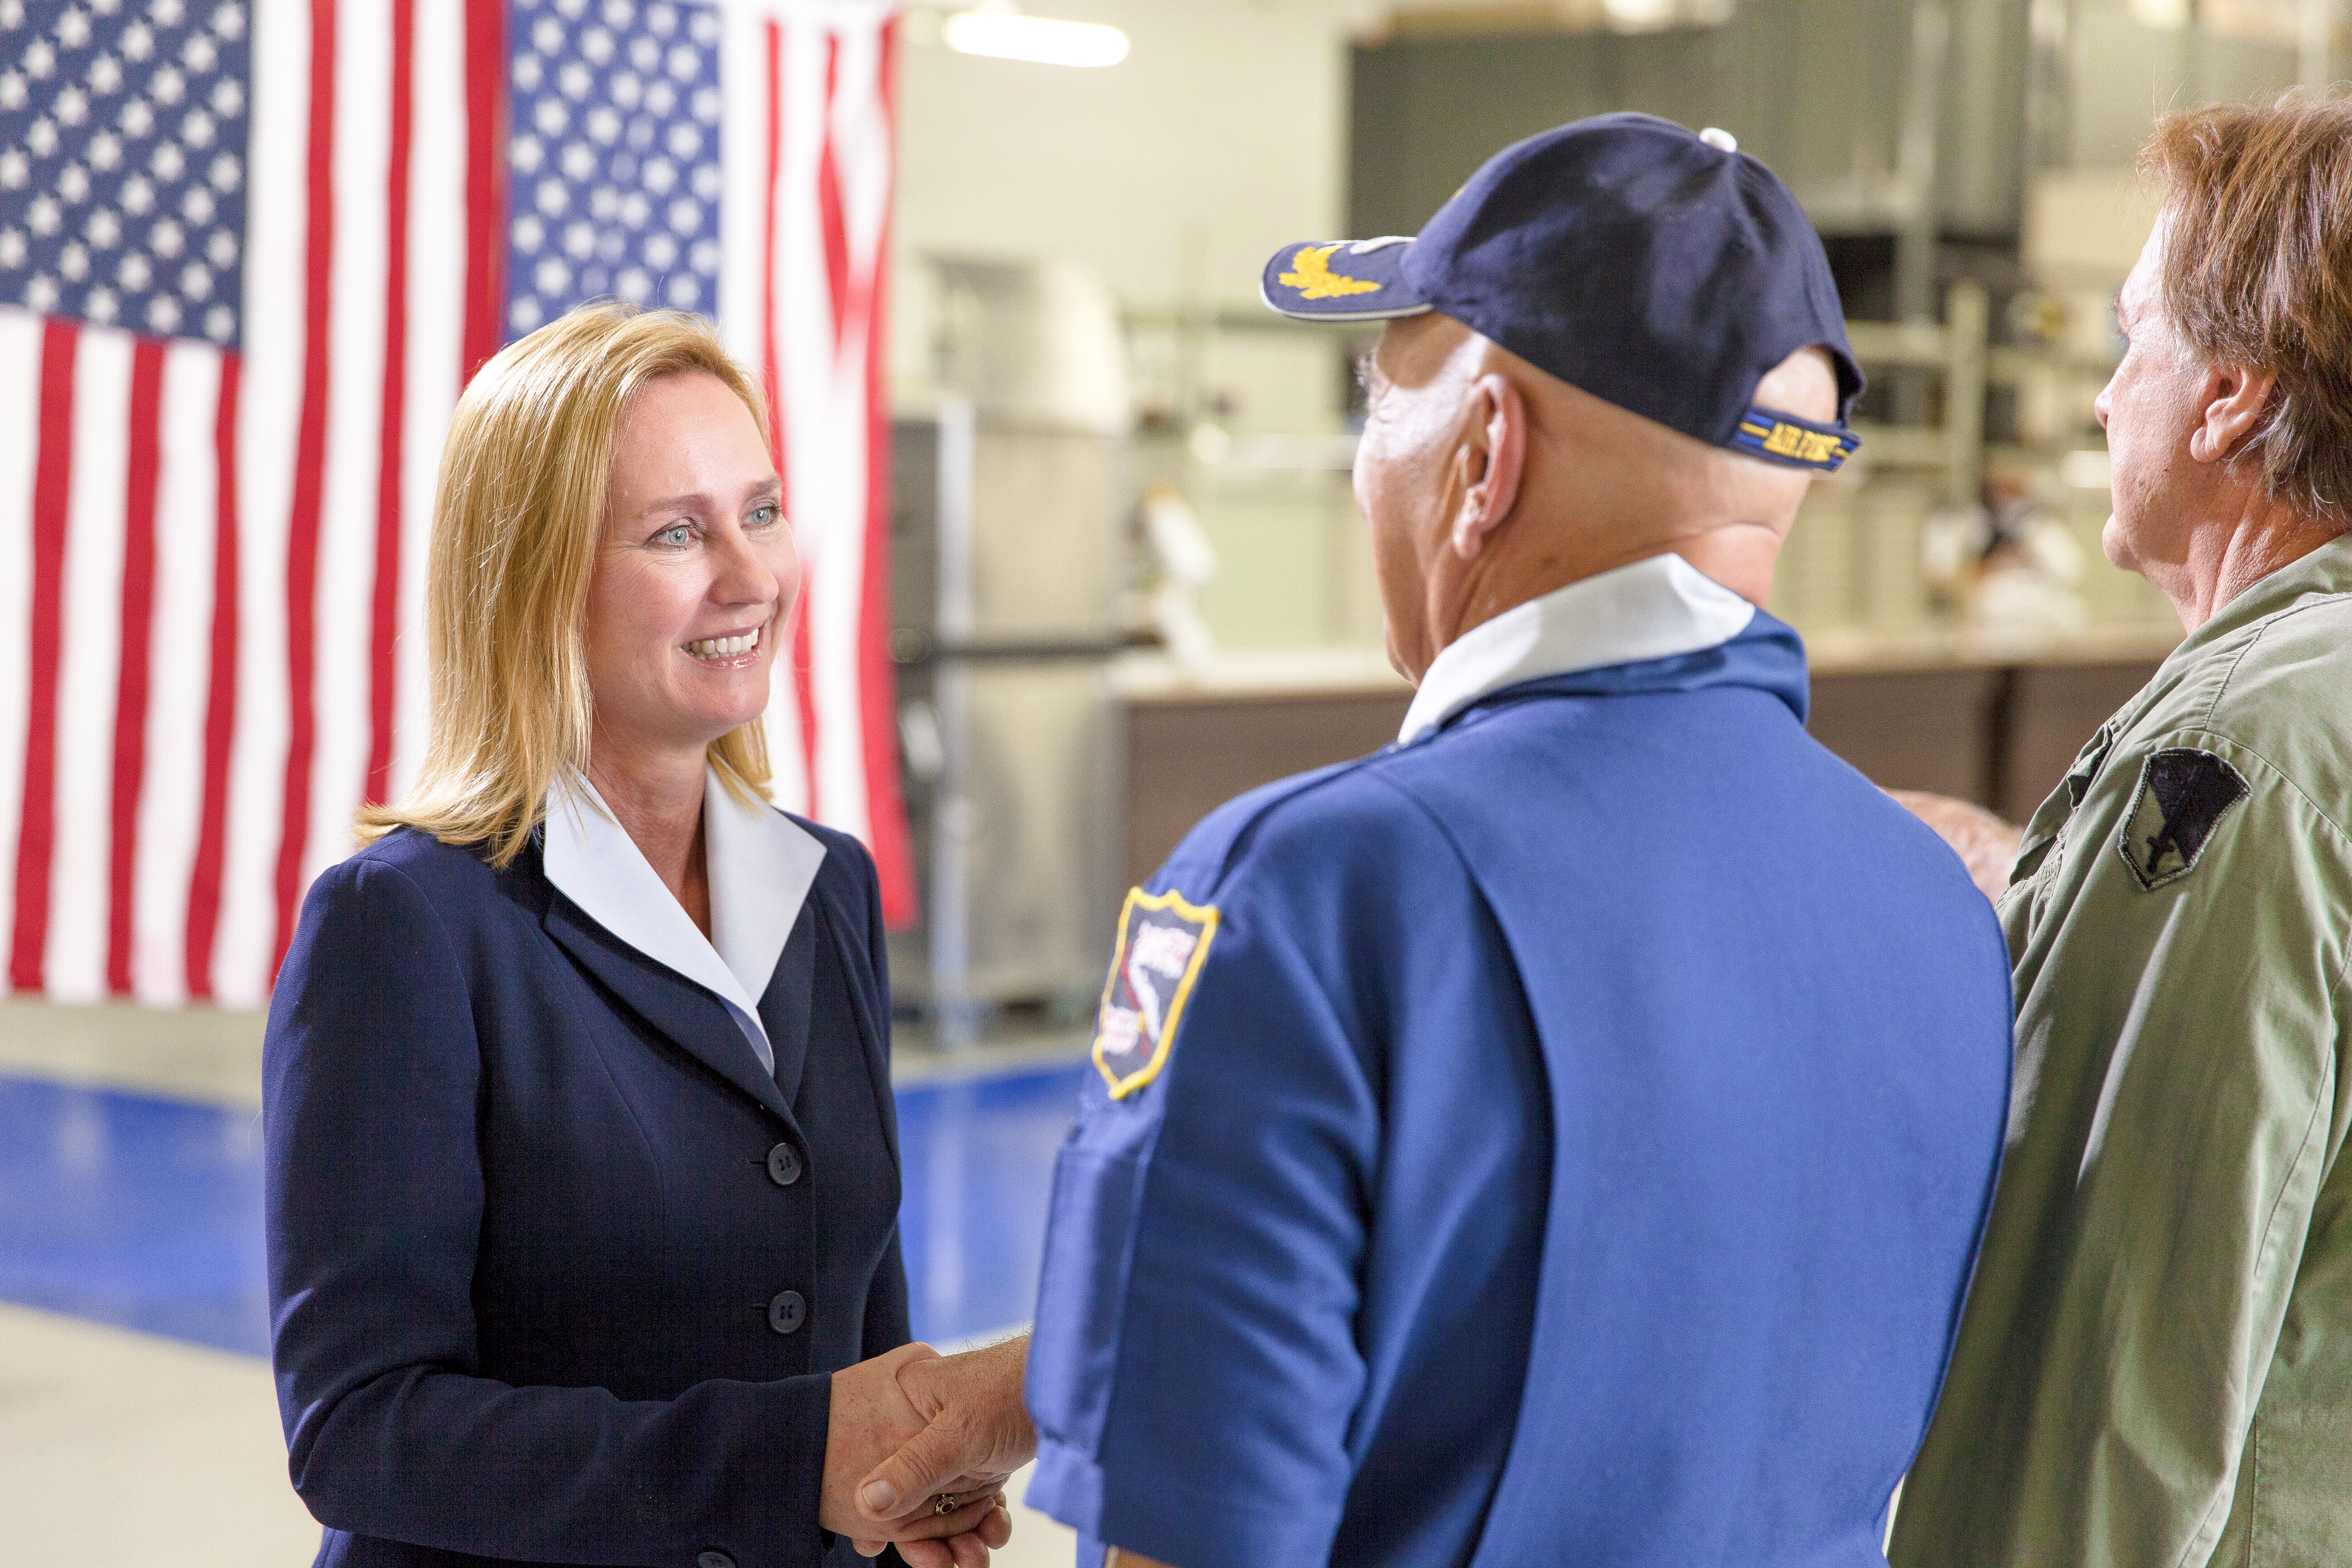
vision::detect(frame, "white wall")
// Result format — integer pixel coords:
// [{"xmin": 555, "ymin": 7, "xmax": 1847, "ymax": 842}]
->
[{"xmin": 890, "ymin": 0, "xmax": 1375, "ymax": 413}]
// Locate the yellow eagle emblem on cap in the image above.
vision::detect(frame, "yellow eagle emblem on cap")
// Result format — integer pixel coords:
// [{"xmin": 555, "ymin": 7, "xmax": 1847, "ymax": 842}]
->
[{"xmin": 1279, "ymin": 244, "xmax": 1382, "ymax": 301}]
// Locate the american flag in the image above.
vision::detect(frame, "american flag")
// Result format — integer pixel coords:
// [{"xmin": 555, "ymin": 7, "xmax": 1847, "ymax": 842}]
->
[{"xmin": 0, "ymin": 0, "xmax": 912, "ymax": 1007}]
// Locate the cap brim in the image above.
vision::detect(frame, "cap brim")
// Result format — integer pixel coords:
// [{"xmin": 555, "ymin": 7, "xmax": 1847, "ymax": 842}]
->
[{"xmin": 1259, "ymin": 237, "xmax": 1433, "ymax": 322}]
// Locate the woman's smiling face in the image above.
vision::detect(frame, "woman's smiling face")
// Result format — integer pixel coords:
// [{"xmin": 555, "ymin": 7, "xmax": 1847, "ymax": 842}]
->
[{"xmin": 583, "ymin": 371, "xmax": 796, "ymax": 763}]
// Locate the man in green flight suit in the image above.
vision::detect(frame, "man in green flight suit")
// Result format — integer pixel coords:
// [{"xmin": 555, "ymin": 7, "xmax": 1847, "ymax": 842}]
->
[{"xmin": 1891, "ymin": 92, "xmax": 2352, "ymax": 1566}]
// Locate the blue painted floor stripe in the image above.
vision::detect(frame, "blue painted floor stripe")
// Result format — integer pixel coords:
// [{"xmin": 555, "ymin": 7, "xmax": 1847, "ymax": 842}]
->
[{"xmin": 0, "ymin": 1064, "xmax": 1084, "ymax": 1359}]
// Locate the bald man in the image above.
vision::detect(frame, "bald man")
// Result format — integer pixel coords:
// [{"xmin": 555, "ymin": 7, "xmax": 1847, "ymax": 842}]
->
[{"xmin": 848, "ymin": 117, "xmax": 2014, "ymax": 1568}]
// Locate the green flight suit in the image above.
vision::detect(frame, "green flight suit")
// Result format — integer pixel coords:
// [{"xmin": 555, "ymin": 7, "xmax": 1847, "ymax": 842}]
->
[{"xmin": 1892, "ymin": 535, "xmax": 2352, "ymax": 1568}]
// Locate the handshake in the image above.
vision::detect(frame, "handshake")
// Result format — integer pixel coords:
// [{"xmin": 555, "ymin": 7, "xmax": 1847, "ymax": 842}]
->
[{"xmin": 820, "ymin": 1334, "xmax": 1039, "ymax": 1568}]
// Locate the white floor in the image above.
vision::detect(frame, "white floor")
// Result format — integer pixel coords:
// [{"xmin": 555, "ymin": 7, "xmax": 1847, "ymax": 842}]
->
[{"xmin": 0, "ymin": 999, "xmax": 1077, "ymax": 1568}]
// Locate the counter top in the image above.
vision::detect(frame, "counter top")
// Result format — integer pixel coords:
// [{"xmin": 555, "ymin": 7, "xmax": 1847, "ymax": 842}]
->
[{"xmin": 1112, "ymin": 622, "xmax": 2183, "ymax": 705}]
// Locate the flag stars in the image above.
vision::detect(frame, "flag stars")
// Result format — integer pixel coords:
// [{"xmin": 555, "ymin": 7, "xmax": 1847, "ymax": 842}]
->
[
  {"xmin": 120, "ymin": 98, "xmax": 154, "ymax": 134},
  {"xmin": 0, "ymin": 229, "xmax": 24, "ymax": 268},
  {"xmin": 0, "ymin": 149, "xmax": 27, "ymax": 188},
  {"xmin": 58, "ymin": 9, "xmax": 94, "ymax": 48},
  {"xmin": 121, "ymin": 21, "xmax": 152, "ymax": 58},
  {"xmin": 24, "ymin": 39, "xmax": 57, "ymax": 77},
  {"xmin": 59, "ymin": 242, "xmax": 90, "ymax": 280},
  {"xmin": 0, "ymin": 72, "xmax": 26, "ymax": 111},
  {"xmin": 89, "ymin": 131, "xmax": 123, "ymax": 170},
  {"xmin": 151, "ymin": 63, "xmax": 184, "ymax": 102},
  {"xmin": 26, "ymin": 273, "xmax": 59, "ymax": 310},
  {"xmin": 209, "ymin": 3, "xmax": 240, "ymax": 39},
  {"xmin": 151, "ymin": 0, "xmax": 187, "ymax": 26},
  {"xmin": 28, "ymin": 195, "xmax": 62, "ymax": 235},
  {"xmin": 178, "ymin": 184, "xmax": 211, "ymax": 222},
  {"xmin": 146, "ymin": 294, "xmax": 178, "ymax": 331},
  {"xmin": 120, "ymin": 173, "xmax": 154, "ymax": 212},
  {"xmin": 86, "ymin": 208, "xmax": 121, "ymax": 246},
  {"xmin": 83, "ymin": 284, "xmax": 116, "ymax": 321},
  {"xmin": 505, "ymin": 0, "xmax": 722, "ymax": 339},
  {"xmin": 89, "ymin": 53, "xmax": 124, "ymax": 93},
  {"xmin": 57, "ymin": 163, "xmax": 91, "ymax": 201}
]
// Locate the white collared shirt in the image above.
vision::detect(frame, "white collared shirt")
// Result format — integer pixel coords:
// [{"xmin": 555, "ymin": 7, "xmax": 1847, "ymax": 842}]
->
[
  {"xmin": 1397, "ymin": 552, "xmax": 1758, "ymax": 746},
  {"xmin": 542, "ymin": 767, "xmax": 828, "ymax": 1075}
]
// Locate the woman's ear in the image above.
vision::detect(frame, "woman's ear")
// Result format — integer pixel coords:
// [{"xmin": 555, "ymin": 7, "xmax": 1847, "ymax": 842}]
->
[
  {"xmin": 1449, "ymin": 373, "xmax": 1527, "ymax": 560},
  {"xmin": 2188, "ymin": 363, "xmax": 2277, "ymax": 466}
]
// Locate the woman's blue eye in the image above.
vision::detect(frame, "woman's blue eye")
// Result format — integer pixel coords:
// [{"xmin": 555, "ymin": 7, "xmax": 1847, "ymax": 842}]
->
[
  {"xmin": 653, "ymin": 523, "xmax": 693, "ymax": 546},
  {"xmin": 750, "ymin": 503, "xmax": 781, "ymax": 528}
]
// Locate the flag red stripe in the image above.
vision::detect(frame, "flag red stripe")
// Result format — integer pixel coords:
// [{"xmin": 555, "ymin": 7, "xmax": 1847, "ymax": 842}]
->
[
  {"xmin": 366, "ymin": 0, "xmax": 416, "ymax": 806},
  {"xmin": 787, "ymin": 24, "xmax": 820, "ymax": 812},
  {"xmin": 461, "ymin": 0, "xmax": 507, "ymax": 386},
  {"xmin": 816, "ymin": 37, "xmax": 850, "ymax": 350},
  {"xmin": 273, "ymin": 0, "xmax": 340, "ymax": 973},
  {"xmin": 9, "ymin": 322, "xmax": 78, "ymax": 991},
  {"xmin": 106, "ymin": 338, "xmax": 168, "ymax": 994},
  {"xmin": 861, "ymin": 19, "xmax": 913, "ymax": 926},
  {"xmin": 183, "ymin": 353, "xmax": 241, "ymax": 1001}
]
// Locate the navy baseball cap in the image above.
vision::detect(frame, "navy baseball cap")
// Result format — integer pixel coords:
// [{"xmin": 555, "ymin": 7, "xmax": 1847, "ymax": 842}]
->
[{"xmin": 1262, "ymin": 113, "xmax": 1864, "ymax": 473}]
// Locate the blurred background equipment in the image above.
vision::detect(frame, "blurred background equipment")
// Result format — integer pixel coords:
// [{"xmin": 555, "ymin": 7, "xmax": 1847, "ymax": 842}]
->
[{"xmin": 890, "ymin": 256, "xmax": 1130, "ymax": 1045}]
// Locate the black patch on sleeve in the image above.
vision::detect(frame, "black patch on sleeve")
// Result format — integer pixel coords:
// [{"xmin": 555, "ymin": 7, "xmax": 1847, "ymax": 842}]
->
[{"xmin": 2118, "ymin": 748, "xmax": 2249, "ymax": 890}]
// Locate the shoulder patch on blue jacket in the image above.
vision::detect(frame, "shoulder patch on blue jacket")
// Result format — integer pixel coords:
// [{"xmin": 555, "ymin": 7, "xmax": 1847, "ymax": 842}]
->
[{"xmin": 1092, "ymin": 887, "xmax": 1221, "ymax": 1099}]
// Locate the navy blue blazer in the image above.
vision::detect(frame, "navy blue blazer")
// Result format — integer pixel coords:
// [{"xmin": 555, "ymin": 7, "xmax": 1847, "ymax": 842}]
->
[{"xmin": 263, "ymin": 820, "xmax": 909, "ymax": 1568}]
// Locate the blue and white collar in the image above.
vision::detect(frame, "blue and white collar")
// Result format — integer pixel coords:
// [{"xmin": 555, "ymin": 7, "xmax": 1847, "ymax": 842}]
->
[
  {"xmin": 1398, "ymin": 552, "xmax": 1758, "ymax": 745},
  {"xmin": 542, "ymin": 766, "xmax": 828, "ymax": 1075}
]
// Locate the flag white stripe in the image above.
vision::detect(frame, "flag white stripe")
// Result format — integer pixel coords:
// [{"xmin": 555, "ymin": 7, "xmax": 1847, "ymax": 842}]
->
[
  {"xmin": 393, "ymin": 0, "xmax": 469, "ymax": 809},
  {"xmin": 132, "ymin": 344, "xmax": 225, "ymax": 1004},
  {"xmin": 214, "ymin": 0, "xmax": 312, "ymax": 1006},
  {"xmin": 0, "ymin": 309, "xmax": 41, "ymax": 976},
  {"xmin": 809, "ymin": 27, "xmax": 889, "ymax": 843},
  {"xmin": 306, "ymin": 0, "xmax": 394, "ymax": 890},
  {"xmin": 47, "ymin": 325, "xmax": 133, "ymax": 1003}
]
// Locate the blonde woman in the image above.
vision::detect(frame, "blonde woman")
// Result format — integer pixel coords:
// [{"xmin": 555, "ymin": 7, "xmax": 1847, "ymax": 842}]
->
[{"xmin": 263, "ymin": 306, "xmax": 1009, "ymax": 1568}]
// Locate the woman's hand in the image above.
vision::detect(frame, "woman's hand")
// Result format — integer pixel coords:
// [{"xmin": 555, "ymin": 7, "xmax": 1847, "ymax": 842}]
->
[
  {"xmin": 822, "ymin": 1343, "xmax": 1011, "ymax": 1565},
  {"xmin": 851, "ymin": 1335, "xmax": 1039, "ymax": 1567}
]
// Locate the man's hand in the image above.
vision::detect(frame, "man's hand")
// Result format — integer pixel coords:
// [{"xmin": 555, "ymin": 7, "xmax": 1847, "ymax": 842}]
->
[
  {"xmin": 850, "ymin": 1335, "xmax": 1039, "ymax": 1567},
  {"xmin": 1888, "ymin": 789, "xmax": 2024, "ymax": 901},
  {"xmin": 822, "ymin": 1342, "xmax": 1010, "ymax": 1566}
]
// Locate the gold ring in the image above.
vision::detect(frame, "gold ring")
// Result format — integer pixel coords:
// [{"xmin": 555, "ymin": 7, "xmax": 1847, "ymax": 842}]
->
[{"xmin": 931, "ymin": 1493, "xmax": 960, "ymax": 1517}]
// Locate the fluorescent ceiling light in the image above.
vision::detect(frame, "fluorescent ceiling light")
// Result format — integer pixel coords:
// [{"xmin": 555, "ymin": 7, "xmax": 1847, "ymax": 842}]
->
[
  {"xmin": 942, "ymin": 10, "xmax": 1130, "ymax": 67},
  {"xmin": 1599, "ymin": 0, "xmax": 1677, "ymax": 25}
]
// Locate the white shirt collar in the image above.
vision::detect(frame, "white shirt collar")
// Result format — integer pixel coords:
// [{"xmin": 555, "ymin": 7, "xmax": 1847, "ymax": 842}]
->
[
  {"xmin": 1398, "ymin": 553, "xmax": 1757, "ymax": 745},
  {"xmin": 542, "ymin": 767, "xmax": 828, "ymax": 1075}
]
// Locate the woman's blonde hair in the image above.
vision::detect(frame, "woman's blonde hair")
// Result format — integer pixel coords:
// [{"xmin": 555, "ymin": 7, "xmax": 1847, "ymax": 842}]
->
[{"xmin": 358, "ymin": 303, "xmax": 772, "ymax": 866}]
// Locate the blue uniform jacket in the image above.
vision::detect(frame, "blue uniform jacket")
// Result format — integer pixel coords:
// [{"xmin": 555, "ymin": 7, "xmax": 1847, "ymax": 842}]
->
[
  {"xmin": 1025, "ymin": 617, "xmax": 2015, "ymax": 1568},
  {"xmin": 263, "ymin": 821, "xmax": 907, "ymax": 1568}
]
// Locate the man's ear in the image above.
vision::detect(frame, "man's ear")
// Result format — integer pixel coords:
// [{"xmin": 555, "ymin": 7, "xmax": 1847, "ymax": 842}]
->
[
  {"xmin": 2188, "ymin": 363, "xmax": 2277, "ymax": 467},
  {"xmin": 1449, "ymin": 373, "xmax": 1527, "ymax": 560}
]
